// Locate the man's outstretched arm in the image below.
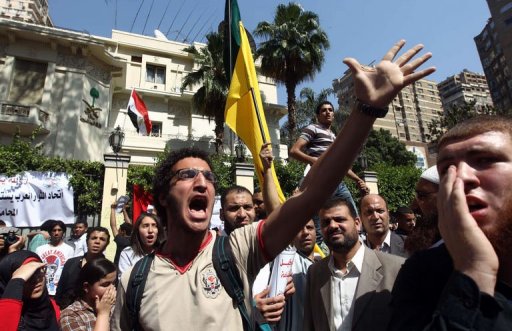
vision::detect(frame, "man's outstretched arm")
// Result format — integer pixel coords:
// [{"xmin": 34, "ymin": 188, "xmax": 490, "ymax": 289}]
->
[{"xmin": 262, "ymin": 40, "xmax": 435, "ymax": 259}]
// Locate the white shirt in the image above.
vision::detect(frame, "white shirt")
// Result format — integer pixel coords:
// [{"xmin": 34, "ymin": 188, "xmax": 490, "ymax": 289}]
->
[
  {"xmin": 328, "ymin": 242, "xmax": 365, "ymax": 331},
  {"xmin": 366, "ymin": 230, "xmax": 391, "ymax": 253},
  {"xmin": 66, "ymin": 233, "xmax": 87, "ymax": 257},
  {"xmin": 35, "ymin": 242, "xmax": 75, "ymax": 295},
  {"xmin": 118, "ymin": 246, "xmax": 143, "ymax": 279}
]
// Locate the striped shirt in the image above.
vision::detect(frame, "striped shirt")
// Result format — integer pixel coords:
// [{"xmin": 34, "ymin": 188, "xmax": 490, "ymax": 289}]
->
[{"xmin": 299, "ymin": 123, "xmax": 335, "ymax": 157}]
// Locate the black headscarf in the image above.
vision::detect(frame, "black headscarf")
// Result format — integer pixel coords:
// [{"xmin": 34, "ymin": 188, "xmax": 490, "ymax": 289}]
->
[{"xmin": 0, "ymin": 251, "xmax": 59, "ymax": 331}]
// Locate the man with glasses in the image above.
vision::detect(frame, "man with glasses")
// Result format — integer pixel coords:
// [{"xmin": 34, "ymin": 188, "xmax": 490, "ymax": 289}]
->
[
  {"xmin": 404, "ymin": 166, "xmax": 442, "ymax": 256},
  {"xmin": 112, "ymin": 40, "xmax": 435, "ymax": 330}
]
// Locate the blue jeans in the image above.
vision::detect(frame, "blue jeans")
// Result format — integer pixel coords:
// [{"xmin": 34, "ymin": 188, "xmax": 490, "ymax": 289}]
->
[{"xmin": 313, "ymin": 181, "xmax": 358, "ymax": 247}]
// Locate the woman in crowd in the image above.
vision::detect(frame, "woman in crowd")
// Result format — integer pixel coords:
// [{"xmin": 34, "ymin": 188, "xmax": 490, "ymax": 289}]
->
[
  {"xmin": 60, "ymin": 258, "xmax": 116, "ymax": 331},
  {"xmin": 117, "ymin": 212, "xmax": 164, "ymax": 279},
  {"xmin": 0, "ymin": 250, "xmax": 60, "ymax": 331}
]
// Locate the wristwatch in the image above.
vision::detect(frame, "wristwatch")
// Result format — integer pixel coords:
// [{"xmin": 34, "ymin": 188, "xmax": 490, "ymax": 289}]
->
[{"xmin": 355, "ymin": 99, "xmax": 389, "ymax": 118}]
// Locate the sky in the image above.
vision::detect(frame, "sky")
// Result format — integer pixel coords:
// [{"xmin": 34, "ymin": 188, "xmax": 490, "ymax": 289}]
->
[{"xmin": 48, "ymin": 0, "xmax": 491, "ymax": 106}]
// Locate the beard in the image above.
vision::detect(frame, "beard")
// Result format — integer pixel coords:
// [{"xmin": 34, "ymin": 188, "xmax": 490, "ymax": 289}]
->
[
  {"xmin": 484, "ymin": 195, "xmax": 512, "ymax": 264},
  {"xmin": 404, "ymin": 213, "xmax": 440, "ymax": 255},
  {"xmin": 324, "ymin": 227, "xmax": 359, "ymax": 254}
]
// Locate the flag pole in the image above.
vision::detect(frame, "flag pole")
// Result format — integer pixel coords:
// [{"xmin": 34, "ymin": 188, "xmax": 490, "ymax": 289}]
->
[{"xmin": 249, "ymin": 88, "xmax": 267, "ymax": 144}]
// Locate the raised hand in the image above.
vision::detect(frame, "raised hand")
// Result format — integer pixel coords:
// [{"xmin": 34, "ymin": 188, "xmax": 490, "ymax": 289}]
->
[
  {"xmin": 343, "ymin": 40, "xmax": 435, "ymax": 108},
  {"xmin": 12, "ymin": 261, "xmax": 46, "ymax": 281},
  {"xmin": 259, "ymin": 143, "xmax": 274, "ymax": 171}
]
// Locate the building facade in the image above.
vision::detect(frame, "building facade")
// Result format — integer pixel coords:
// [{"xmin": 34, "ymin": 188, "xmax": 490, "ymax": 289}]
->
[
  {"xmin": 474, "ymin": 1, "xmax": 512, "ymax": 112},
  {"xmin": 0, "ymin": 0, "xmax": 52, "ymax": 26},
  {"xmin": 0, "ymin": 18, "xmax": 286, "ymax": 166},
  {"xmin": 333, "ymin": 72, "xmax": 442, "ymax": 168},
  {"xmin": 437, "ymin": 69, "xmax": 493, "ymax": 111},
  {"xmin": 333, "ymin": 72, "xmax": 442, "ymax": 167}
]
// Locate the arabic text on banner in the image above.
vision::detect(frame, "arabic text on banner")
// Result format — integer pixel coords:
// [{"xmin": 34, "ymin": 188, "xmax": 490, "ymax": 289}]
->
[{"xmin": 0, "ymin": 171, "xmax": 74, "ymax": 227}]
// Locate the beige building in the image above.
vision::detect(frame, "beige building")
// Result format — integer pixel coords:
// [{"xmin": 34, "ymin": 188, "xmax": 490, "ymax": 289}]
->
[
  {"xmin": 0, "ymin": 0, "xmax": 52, "ymax": 26},
  {"xmin": 437, "ymin": 69, "xmax": 493, "ymax": 111},
  {"xmin": 333, "ymin": 71, "xmax": 442, "ymax": 167},
  {"xmin": 474, "ymin": 1, "xmax": 512, "ymax": 112},
  {"xmin": 0, "ymin": 1, "xmax": 286, "ymax": 252}
]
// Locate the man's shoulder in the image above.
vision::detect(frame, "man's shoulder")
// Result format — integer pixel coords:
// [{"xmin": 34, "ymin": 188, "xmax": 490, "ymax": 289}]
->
[
  {"xmin": 228, "ymin": 222, "xmax": 259, "ymax": 243},
  {"xmin": 307, "ymin": 256, "xmax": 329, "ymax": 275},
  {"xmin": 372, "ymin": 249, "xmax": 405, "ymax": 266},
  {"xmin": 404, "ymin": 244, "xmax": 451, "ymax": 270},
  {"xmin": 64, "ymin": 256, "xmax": 82, "ymax": 266},
  {"xmin": 61, "ymin": 242, "xmax": 75, "ymax": 252},
  {"xmin": 390, "ymin": 231, "xmax": 406, "ymax": 243},
  {"xmin": 365, "ymin": 247, "xmax": 405, "ymax": 275}
]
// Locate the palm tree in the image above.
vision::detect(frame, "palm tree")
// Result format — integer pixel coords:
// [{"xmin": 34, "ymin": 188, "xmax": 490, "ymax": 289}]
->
[
  {"xmin": 182, "ymin": 31, "xmax": 229, "ymax": 153},
  {"xmin": 254, "ymin": 3, "xmax": 329, "ymax": 139}
]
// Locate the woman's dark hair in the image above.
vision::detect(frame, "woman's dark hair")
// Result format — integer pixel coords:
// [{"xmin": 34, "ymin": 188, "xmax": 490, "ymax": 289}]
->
[
  {"xmin": 130, "ymin": 213, "xmax": 165, "ymax": 256},
  {"xmin": 40, "ymin": 220, "xmax": 55, "ymax": 232},
  {"xmin": 76, "ymin": 258, "xmax": 116, "ymax": 299}
]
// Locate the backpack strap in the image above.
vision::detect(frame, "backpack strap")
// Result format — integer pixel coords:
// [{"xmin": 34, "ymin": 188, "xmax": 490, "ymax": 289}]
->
[
  {"xmin": 212, "ymin": 235, "xmax": 254, "ymax": 331},
  {"xmin": 126, "ymin": 253, "xmax": 155, "ymax": 331}
]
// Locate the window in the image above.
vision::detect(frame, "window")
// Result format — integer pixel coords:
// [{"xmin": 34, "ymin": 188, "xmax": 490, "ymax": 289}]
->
[
  {"xmin": 146, "ymin": 64, "xmax": 166, "ymax": 84},
  {"xmin": 150, "ymin": 121, "xmax": 162, "ymax": 137},
  {"xmin": 8, "ymin": 59, "xmax": 47, "ymax": 104},
  {"xmin": 131, "ymin": 56, "xmax": 142, "ymax": 63}
]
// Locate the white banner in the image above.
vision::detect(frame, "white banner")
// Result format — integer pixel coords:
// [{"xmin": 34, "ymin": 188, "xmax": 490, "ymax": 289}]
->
[{"xmin": 0, "ymin": 172, "xmax": 74, "ymax": 227}]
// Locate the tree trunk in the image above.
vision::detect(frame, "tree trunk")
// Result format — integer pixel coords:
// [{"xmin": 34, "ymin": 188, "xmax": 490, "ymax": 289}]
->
[
  {"xmin": 286, "ymin": 81, "xmax": 297, "ymax": 144},
  {"xmin": 214, "ymin": 121, "xmax": 224, "ymax": 154}
]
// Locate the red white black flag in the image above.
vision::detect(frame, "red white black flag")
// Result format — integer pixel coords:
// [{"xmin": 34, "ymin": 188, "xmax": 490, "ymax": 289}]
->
[{"xmin": 127, "ymin": 89, "xmax": 152, "ymax": 135}]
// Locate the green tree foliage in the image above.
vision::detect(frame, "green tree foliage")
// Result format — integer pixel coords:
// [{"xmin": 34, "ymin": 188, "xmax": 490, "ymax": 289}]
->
[
  {"xmin": 426, "ymin": 101, "xmax": 508, "ymax": 144},
  {"xmin": 255, "ymin": 3, "xmax": 329, "ymax": 140},
  {"xmin": 335, "ymin": 128, "xmax": 419, "ymax": 211},
  {"xmin": 372, "ymin": 163, "xmax": 422, "ymax": 211},
  {"xmin": 273, "ymin": 159, "xmax": 305, "ymax": 198},
  {"xmin": 127, "ymin": 165, "xmax": 155, "ymax": 195},
  {"xmin": 0, "ymin": 133, "xmax": 104, "ymax": 217},
  {"xmin": 280, "ymin": 87, "xmax": 334, "ymax": 146},
  {"xmin": 361, "ymin": 129, "xmax": 417, "ymax": 170},
  {"xmin": 210, "ymin": 153, "xmax": 236, "ymax": 196},
  {"xmin": 182, "ymin": 31, "xmax": 229, "ymax": 153}
]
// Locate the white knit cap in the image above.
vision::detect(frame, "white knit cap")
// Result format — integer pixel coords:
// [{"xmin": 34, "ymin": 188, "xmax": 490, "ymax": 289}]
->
[{"xmin": 420, "ymin": 166, "xmax": 439, "ymax": 185}]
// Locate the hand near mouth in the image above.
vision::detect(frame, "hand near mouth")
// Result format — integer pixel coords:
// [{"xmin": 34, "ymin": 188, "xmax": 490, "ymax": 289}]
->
[{"xmin": 437, "ymin": 166, "xmax": 498, "ymax": 295}]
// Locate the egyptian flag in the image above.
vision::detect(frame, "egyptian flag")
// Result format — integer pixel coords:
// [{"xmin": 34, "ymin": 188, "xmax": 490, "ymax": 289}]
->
[{"xmin": 127, "ymin": 89, "xmax": 152, "ymax": 135}]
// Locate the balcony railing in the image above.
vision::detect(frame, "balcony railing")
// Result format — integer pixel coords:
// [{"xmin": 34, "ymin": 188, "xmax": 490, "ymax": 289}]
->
[{"xmin": 0, "ymin": 101, "xmax": 50, "ymax": 135}]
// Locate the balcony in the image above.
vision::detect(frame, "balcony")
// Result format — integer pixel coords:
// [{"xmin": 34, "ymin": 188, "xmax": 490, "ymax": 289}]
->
[{"xmin": 0, "ymin": 102, "xmax": 50, "ymax": 136}]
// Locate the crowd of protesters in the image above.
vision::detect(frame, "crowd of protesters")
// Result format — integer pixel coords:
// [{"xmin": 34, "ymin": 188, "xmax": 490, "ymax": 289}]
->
[{"xmin": 0, "ymin": 39, "xmax": 511, "ymax": 331}]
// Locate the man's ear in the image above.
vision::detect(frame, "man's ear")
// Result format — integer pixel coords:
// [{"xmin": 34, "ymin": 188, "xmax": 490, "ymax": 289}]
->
[
  {"xmin": 219, "ymin": 209, "xmax": 224, "ymax": 222},
  {"xmin": 355, "ymin": 217, "xmax": 361, "ymax": 232},
  {"xmin": 83, "ymin": 282, "xmax": 89, "ymax": 295}
]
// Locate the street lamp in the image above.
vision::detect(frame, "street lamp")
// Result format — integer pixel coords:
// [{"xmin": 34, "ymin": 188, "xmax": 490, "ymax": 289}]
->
[
  {"xmin": 108, "ymin": 126, "xmax": 125, "ymax": 154},
  {"xmin": 235, "ymin": 139, "xmax": 246, "ymax": 162}
]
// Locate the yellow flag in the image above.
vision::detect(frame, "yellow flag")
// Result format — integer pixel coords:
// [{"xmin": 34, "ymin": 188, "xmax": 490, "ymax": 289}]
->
[{"xmin": 224, "ymin": 21, "xmax": 286, "ymax": 203}]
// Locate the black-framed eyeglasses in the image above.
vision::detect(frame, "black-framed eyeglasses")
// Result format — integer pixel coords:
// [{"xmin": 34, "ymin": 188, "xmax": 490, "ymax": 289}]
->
[
  {"xmin": 415, "ymin": 190, "xmax": 437, "ymax": 200},
  {"xmin": 171, "ymin": 168, "xmax": 216, "ymax": 183}
]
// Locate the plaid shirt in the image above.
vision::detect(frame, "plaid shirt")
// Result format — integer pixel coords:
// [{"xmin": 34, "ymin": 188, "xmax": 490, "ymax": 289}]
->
[{"xmin": 60, "ymin": 299, "xmax": 96, "ymax": 331}]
